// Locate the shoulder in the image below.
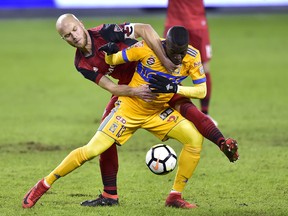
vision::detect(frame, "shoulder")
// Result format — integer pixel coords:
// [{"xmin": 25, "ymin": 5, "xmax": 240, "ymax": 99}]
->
[
  {"xmin": 182, "ymin": 45, "xmax": 202, "ymax": 69},
  {"xmin": 87, "ymin": 27, "xmax": 103, "ymax": 40},
  {"xmin": 125, "ymin": 40, "xmax": 147, "ymax": 51},
  {"xmin": 89, "ymin": 25, "xmax": 104, "ymax": 33},
  {"xmin": 186, "ymin": 45, "xmax": 200, "ymax": 58}
]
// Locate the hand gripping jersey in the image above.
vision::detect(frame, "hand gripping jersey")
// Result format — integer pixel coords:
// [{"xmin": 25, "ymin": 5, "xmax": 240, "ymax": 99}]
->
[
  {"xmin": 107, "ymin": 40, "xmax": 206, "ymax": 115},
  {"xmin": 74, "ymin": 23, "xmax": 138, "ymax": 85}
]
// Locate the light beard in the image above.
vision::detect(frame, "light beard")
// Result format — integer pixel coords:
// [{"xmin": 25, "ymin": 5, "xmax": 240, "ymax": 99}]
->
[{"xmin": 79, "ymin": 31, "xmax": 92, "ymax": 56}]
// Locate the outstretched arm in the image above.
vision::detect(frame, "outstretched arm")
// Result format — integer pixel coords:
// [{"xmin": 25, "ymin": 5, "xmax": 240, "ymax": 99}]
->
[
  {"xmin": 100, "ymin": 23, "xmax": 177, "ymax": 72},
  {"xmin": 77, "ymin": 65, "xmax": 155, "ymax": 102}
]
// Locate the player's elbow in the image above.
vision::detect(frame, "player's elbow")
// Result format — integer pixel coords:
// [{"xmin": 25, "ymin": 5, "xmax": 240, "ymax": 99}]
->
[
  {"xmin": 197, "ymin": 82, "xmax": 207, "ymax": 99},
  {"xmin": 199, "ymin": 90, "xmax": 206, "ymax": 99},
  {"xmin": 141, "ymin": 24, "xmax": 153, "ymax": 31},
  {"xmin": 199, "ymin": 85, "xmax": 207, "ymax": 99},
  {"xmin": 142, "ymin": 24, "xmax": 154, "ymax": 36},
  {"xmin": 134, "ymin": 23, "xmax": 153, "ymax": 38}
]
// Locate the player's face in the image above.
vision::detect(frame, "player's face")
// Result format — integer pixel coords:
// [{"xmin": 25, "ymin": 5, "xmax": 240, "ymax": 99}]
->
[
  {"xmin": 165, "ymin": 40, "xmax": 188, "ymax": 65},
  {"xmin": 60, "ymin": 21, "xmax": 87, "ymax": 49}
]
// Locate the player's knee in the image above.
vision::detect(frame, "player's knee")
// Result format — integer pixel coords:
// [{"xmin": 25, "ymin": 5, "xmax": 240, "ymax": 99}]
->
[
  {"xmin": 184, "ymin": 129, "xmax": 203, "ymax": 150},
  {"xmin": 183, "ymin": 145, "xmax": 202, "ymax": 156},
  {"xmin": 185, "ymin": 127, "xmax": 203, "ymax": 147}
]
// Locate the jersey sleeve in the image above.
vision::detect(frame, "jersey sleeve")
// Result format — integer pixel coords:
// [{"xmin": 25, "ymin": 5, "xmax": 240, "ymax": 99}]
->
[
  {"xmin": 74, "ymin": 51, "xmax": 104, "ymax": 84},
  {"xmin": 77, "ymin": 68, "xmax": 104, "ymax": 84},
  {"xmin": 176, "ymin": 46, "xmax": 207, "ymax": 99},
  {"xmin": 187, "ymin": 46, "xmax": 206, "ymax": 84},
  {"xmin": 105, "ymin": 41, "xmax": 150, "ymax": 65}
]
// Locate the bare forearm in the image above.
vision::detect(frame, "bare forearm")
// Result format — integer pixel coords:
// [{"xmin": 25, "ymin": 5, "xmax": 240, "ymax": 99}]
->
[
  {"xmin": 136, "ymin": 25, "xmax": 165, "ymax": 61},
  {"xmin": 98, "ymin": 76, "xmax": 133, "ymax": 96},
  {"xmin": 107, "ymin": 84, "xmax": 135, "ymax": 97},
  {"xmin": 98, "ymin": 75, "xmax": 155, "ymax": 101}
]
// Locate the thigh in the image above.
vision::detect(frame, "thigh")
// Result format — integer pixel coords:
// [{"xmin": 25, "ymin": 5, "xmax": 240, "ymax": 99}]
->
[{"xmin": 98, "ymin": 101, "xmax": 143, "ymax": 145}]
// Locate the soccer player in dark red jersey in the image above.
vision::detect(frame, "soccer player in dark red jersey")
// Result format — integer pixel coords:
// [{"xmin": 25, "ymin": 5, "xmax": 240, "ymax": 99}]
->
[
  {"xmin": 22, "ymin": 14, "xmax": 238, "ymax": 208},
  {"xmin": 164, "ymin": 0, "xmax": 217, "ymax": 124}
]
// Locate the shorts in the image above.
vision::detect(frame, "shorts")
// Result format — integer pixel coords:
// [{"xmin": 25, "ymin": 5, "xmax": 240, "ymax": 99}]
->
[{"xmin": 98, "ymin": 99, "xmax": 186, "ymax": 145}]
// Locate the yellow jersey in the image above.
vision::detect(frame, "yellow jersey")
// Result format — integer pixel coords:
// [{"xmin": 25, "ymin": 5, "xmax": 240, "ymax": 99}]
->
[{"xmin": 106, "ymin": 40, "xmax": 206, "ymax": 115}]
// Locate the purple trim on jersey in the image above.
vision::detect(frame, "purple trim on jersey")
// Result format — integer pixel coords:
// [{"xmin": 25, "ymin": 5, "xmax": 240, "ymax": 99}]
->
[
  {"xmin": 187, "ymin": 47, "xmax": 198, "ymax": 57},
  {"xmin": 136, "ymin": 62, "xmax": 187, "ymax": 84},
  {"xmin": 193, "ymin": 77, "xmax": 206, "ymax": 84},
  {"xmin": 122, "ymin": 50, "xmax": 129, "ymax": 62}
]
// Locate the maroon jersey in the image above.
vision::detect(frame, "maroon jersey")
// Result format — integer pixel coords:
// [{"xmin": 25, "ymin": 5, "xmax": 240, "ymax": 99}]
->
[
  {"xmin": 164, "ymin": 0, "xmax": 211, "ymax": 62},
  {"xmin": 74, "ymin": 24, "xmax": 137, "ymax": 85},
  {"xmin": 165, "ymin": 0, "xmax": 208, "ymax": 30}
]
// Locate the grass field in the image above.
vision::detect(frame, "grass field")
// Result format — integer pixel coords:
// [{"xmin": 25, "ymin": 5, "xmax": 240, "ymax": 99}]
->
[{"xmin": 0, "ymin": 12, "xmax": 288, "ymax": 216}]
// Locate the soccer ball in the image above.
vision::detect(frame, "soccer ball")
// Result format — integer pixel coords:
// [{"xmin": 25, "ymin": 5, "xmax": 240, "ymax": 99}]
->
[{"xmin": 145, "ymin": 144, "xmax": 177, "ymax": 175}]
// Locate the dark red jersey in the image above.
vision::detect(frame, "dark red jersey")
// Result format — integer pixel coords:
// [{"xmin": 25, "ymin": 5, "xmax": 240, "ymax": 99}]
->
[
  {"xmin": 74, "ymin": 24, "xmax": 137, "ymax": 85},
  {"xmin": 164, "ymin": 0, "xmax": 211, "ymax": 62},
  {"xmin": 165, "ymin": 0, "xmax": 208, "ymax": 30}
]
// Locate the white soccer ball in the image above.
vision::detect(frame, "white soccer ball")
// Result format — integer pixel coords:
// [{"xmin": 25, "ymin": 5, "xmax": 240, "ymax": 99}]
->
[{"xmin": 145, "ymin": 144, "xmax": 177, "ymax": 175}]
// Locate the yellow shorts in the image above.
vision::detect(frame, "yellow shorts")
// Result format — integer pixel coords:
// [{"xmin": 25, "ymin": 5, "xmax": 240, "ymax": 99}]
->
[{"xmin": 98, "ymin": 99, "xmax": 186, "ymax": 145}]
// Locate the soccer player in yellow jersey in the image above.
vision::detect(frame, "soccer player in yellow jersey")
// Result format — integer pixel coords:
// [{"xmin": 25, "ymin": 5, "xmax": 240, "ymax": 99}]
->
[
  {"xmin": 103, "ymin": 29, "xmax": 206, "ymax": 113},
  {"xmin": 23, "ymin": 26, "xmax": 207, "ymax": 209}
]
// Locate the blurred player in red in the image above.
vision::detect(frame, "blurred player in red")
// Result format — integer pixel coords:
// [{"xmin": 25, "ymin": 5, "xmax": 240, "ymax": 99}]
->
[
  {"xmin": 22, "ymin": 14, "xmax": 238, "ymax": 209},
  {"xmin": 164, "ymin": 0, "xmax": 216, "ymax": 124}
]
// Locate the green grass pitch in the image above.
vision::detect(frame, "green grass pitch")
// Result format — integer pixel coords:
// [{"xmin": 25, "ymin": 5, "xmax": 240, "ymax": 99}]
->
[{"xmin": 0, "ymin": 12, "xmax": 287, "ymax": 216}]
